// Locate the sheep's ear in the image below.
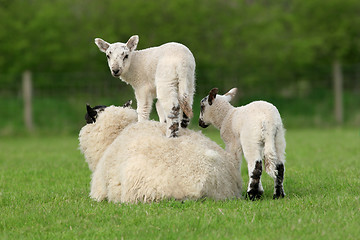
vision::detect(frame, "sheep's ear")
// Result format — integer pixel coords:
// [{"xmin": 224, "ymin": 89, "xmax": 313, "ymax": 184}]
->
[
  {"xmin": 85, "ymin": 104, "xmax": 97, "ymax": 123},
  {"xmin": 126, "ymin": 35, "xmax": 139, "ymax": 51},
  {"xmin": 95, "ymin": 38, "xmax": 110, "ymax": 53},
  {"xmin": 224, "ymin": 88, "xmax": 237, "ymax": 102},
  {"xmin": 122, "ymin": 100, "xmax": 132, "ymax": 108},
  {"xmin": 208, "ymin": 88, "xmax": 218, "ymax": 106},
  {"xmin": 86, "ymin": 104, "xmax": 97, "ymax": 117}
]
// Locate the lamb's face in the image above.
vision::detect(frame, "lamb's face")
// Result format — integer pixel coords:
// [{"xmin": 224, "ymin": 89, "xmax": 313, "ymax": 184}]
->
[
  {"xmin": 95, "ymin": 35, "xmax": 139, "ymax": 78},
  {"xmin": 199, "ymin": 96, "xmax": 211, "ymax": 128},
  {"xmin": 105, "ymin": 43, "xmax": 132, "ymax": 77},
  {"xmin": 199, "ymin": 88, "xmax": 238, "ymax": 128},
  {"xmin": 199, "ymin": 88, "xmax": 219, "ymax": 128}
]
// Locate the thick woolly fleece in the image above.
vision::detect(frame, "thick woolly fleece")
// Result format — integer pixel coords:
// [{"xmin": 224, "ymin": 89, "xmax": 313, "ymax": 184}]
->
[{"xmin": 79, "ymin": 106, "xmax": 242, "ymax": 203}]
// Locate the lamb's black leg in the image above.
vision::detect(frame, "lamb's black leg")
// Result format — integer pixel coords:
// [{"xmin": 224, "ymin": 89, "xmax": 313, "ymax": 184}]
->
[
  {"xmin": 247, "ymin": 160, "xmax": 264, "ymax": 201},
  {"xmin": 168, "ymin": 105, "xmax": 180, "ymax": 137},
  {"xmin": 273, "ymin": 163, "xmax": 285, "ymax": 199},
  {"xmin": 181, "ymin": 112, "xmax": 190, "ymax": 128}
]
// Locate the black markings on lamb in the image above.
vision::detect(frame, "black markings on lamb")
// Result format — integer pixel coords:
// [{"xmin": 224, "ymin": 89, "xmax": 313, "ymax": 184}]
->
[
  {"xmin": 247, "ymin": 160, "xmax": 264, "ymax": 201},
  {"xmin": 273, "ymin": 163, "xmax": 285, "ymax": 199},
  {"xmin": 181, "ymin": 113, "xmax": 190, "ymax": 128},
  {"xmin": 168, "ymin": 105, "xmax": 180, "ymax": 137}
]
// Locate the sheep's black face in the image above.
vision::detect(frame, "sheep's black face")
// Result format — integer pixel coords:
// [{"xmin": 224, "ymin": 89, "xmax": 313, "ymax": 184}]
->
[{"xmin": 85, "ymin": 104, "xmax": 107, "ymax": 124}]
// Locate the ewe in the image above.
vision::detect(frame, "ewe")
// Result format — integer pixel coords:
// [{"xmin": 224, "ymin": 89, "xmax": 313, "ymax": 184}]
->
[
  {"xmin": 79, "ymin": 103, "xmax": 241, "ymax": 203},
  {"xmin": 95, "ymin": 35, "xmax": 196, "ymax": 138},
  {"xmin": 198, "ymin": 88, "xmax": 286, "ymax": 200}
]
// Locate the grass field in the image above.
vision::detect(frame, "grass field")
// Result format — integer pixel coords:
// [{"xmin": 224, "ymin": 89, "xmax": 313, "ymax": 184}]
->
[{"xmin": 0, "ymin": 128, "xmax": 359, "ymax": 239}]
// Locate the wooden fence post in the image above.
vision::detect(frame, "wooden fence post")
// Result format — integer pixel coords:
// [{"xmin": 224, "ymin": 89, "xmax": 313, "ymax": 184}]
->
[
  {"xmin": 22, "ymin": 70, "xmax": 34, "ymax": 132},
  {"xmin": 332, "ymin": 60, "xmax": 343, "ymax": 125}
]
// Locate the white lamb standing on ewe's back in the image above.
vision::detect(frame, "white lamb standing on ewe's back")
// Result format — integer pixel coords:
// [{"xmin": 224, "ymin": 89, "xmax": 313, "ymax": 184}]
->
[
  {"xmin": 79, "ymin": 102, "xmax": 242, "ymax": 203},
  {"xmin": 199, "ymin": 88, "xmax": 286, "ymax": 200},
  {"xmin": 95, "ymin": 35, "xmax": 196, "ymax": 138}
]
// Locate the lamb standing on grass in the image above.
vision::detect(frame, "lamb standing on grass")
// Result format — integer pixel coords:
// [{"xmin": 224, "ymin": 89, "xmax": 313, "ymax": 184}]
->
[
  {"xmin": 198, "ymin": 88, "xmax": 286, "ymax": 200},
  {"xmin": 79, "ymin": 103, "xmax": 241, "ymax": 203},
  {"xmin": 95, "ymin": 35, "xmax": 196, "ymax": 138}
]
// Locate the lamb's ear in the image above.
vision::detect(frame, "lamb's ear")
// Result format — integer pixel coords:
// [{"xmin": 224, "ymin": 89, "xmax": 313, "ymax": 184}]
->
[
  {"xmin": 122, "ymin": 100, "xmax": 133, "ymax": 108},
  {"xmin": 208, "ymin": 88, "xmax": 218, "ymax": 106},
  {"xmin": 126, "ymin": 35, "xmax": 139, "ymax": 51},
  {"xmin": 95, "ymin": 38, "xmax": 110, "ymax": 53},
  {"xmin": 224, "ymin": 88, "xmax": 238, "ymax": 102}
]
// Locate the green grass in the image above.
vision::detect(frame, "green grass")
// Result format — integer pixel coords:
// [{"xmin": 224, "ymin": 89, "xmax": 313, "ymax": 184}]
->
[{"xmin": 0, "ymin": 129, "xmax": 360, "ymax": 239}]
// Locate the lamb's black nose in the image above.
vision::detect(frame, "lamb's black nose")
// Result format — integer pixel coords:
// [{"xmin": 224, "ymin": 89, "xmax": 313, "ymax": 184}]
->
[{"xmin": 112, "ymin": 69, "xmax": 120, "ymax": 75}]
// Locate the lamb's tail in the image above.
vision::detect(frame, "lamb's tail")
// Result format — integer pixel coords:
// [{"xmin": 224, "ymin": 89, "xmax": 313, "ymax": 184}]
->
[
  {"xmin": 263, "ymin": 123, "xmax": 286, "ymax": 179},
  {"xmin": 178, "ymin": 63, "xmax": 195, "ymax": 119},
  {"xmin": 179, "ymin": 95, "xmax": 193, "ymax": 119}
]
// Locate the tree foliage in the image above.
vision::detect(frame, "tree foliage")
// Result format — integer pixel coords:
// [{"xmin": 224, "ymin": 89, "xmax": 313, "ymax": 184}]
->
[{"xmin": 1, "ymin": 0, "xmax": 359, "ymax": 95}]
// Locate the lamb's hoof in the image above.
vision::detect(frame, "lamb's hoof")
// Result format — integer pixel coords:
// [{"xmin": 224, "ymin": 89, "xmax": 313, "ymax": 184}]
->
[
  {"xmin": 168, "ymin": 130, "xmax": 179, "ymax": 138},
  {"xmin": 181, "ymin": 120, "xmax": 189, "ymax": 128},
  {"xmin": 246, "ymin": 189, "xmax": 264, "ymax": 201},
  {"xmin": 168, "ymin": 121, "xmax": 179, "ymax": 138},
  {"xmin": 273, "ymin": 189, "xmax": 285, "ymax": 199}
]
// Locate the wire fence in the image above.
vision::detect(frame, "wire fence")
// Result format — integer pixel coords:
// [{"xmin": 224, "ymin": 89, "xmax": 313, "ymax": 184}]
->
[
  {"xmin": 1, "ymin": 64, "xmax": 360, "ymax": 135},
  {"xmin": 0, "ymin": 72, "xmax": 131, "ymax": 98},
  {"xmin": 1, "ymin": 63, "xmax": 360, "ymax": 99}
]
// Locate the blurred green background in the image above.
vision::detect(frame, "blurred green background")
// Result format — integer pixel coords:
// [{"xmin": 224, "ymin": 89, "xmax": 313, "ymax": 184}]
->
[{"xmin": 1, "ymin": 0, "xmax": 360, "ymax": 135}]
